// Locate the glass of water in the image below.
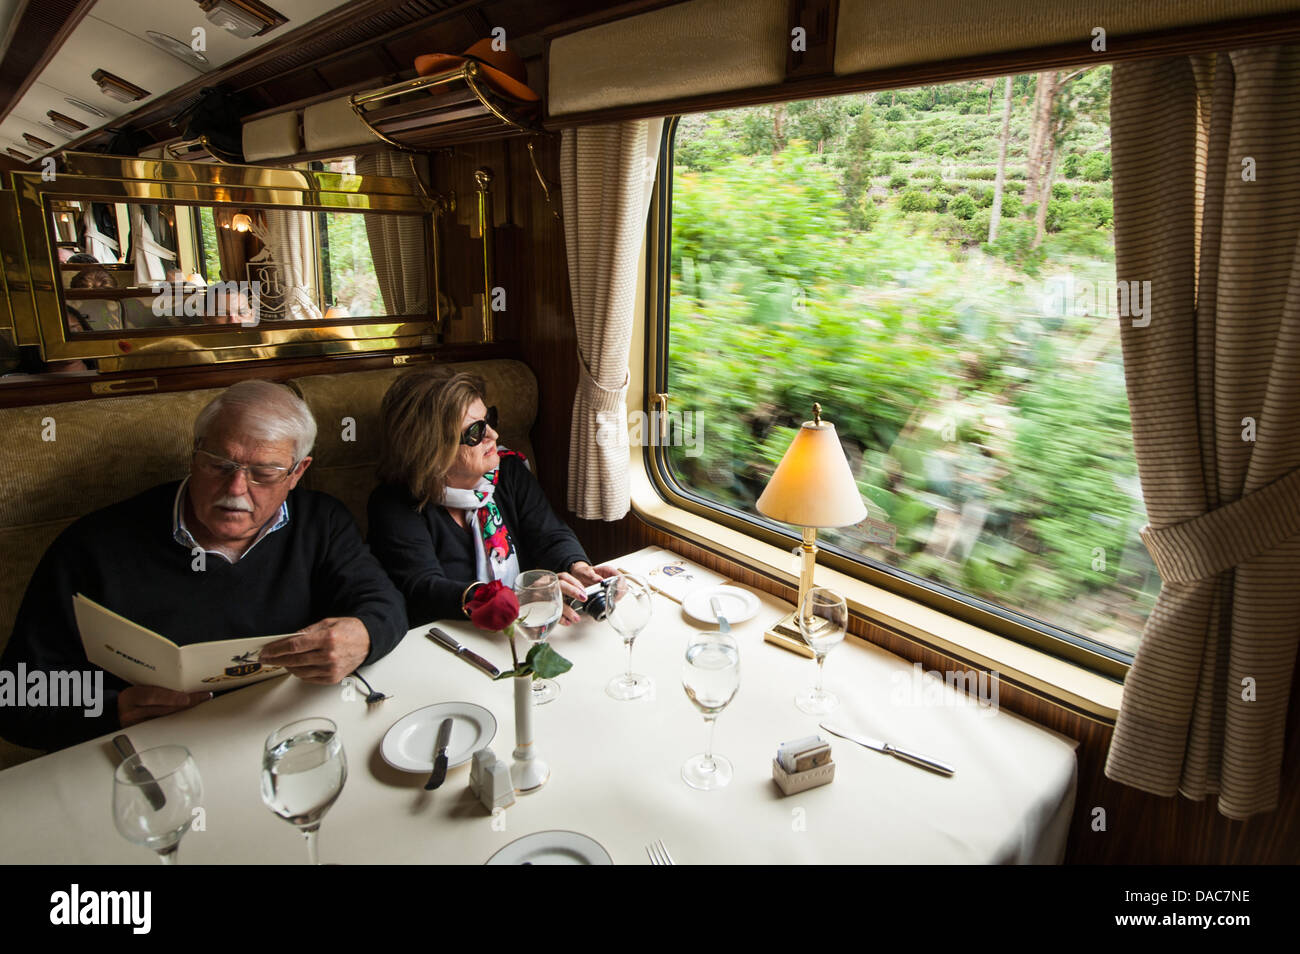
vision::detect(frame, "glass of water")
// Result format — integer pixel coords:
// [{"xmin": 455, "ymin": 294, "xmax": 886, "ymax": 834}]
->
[
  {"xmin": 514, "ymin": 569, "xmax": 564, "ymax": 705},
  {"xmin": 604, "ymin": 572, "xmax": 654, "ymax": 700},
  {"xmin": 261, "ymin": 717, "xmax": 347, "ymax": 865},
  {"xmin": 681, "ymin": 630, "xmax": 740, "ymax": 790},
  {"xmin": 112, "ymin": 745, "xmax": 203, "ymax": 864},
  {"xmin": 795, "ymin": 587, "xmax": 848, "ymax": 714}
]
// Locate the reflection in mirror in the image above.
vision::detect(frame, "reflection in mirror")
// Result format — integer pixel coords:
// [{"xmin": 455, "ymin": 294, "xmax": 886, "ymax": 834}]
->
[{"xmin": 55, "ymin": 201, "xmax": 428, "ymax": 333}]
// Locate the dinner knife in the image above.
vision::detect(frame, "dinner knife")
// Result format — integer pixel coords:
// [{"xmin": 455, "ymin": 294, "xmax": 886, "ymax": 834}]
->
[
  {"xmin": 819, "ymin": 722, "xmax": 955, "ymax": 777},
  {"xmin": 426, "ymin": 627, "xmax": 502, "ymax": 678},
  {"xmin": 111, "ymin": 734, "xmax": 167, "ymax": 810},
  {"xmin": 424, "ymin": 717, "xmax": 454, "ymax": 790}
]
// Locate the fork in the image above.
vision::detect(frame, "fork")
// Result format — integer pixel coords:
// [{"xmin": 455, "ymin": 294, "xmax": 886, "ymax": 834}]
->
[
  {"xmin": 348, "ymin": 670, "xmax": 391, "ymax": 704},
  {"xmin": 646, "ymin": 839, "xmax": 676, "ymax": 865}
]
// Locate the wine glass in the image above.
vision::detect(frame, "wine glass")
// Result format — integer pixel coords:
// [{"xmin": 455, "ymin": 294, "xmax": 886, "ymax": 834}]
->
[
  {"xmin": 795, "ymin": 587, "xmax": 847, "ymax": 714},
  {"xmin": 261, "ymin": 717, "xmax": 347, "ymax": 865},
  {"xmin": 604, "ymin": 572, "xmax": 654, "ymax": 700},
  {"xmin": 681, "ymin": 630, "xmax": 740, "ymax": 790},
  {"xmin": 112, "ymin": 744, "xmax": 203, "ymax": 864},
  {"xmin": 514, "ymin": 569, "xmax": 564, "ymax": 705}
]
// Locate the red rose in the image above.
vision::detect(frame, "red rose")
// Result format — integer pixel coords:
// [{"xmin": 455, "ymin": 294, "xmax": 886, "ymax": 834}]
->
[{"xmin": 466, "ymin": 580, "xmax": 520, "ymax": 632}]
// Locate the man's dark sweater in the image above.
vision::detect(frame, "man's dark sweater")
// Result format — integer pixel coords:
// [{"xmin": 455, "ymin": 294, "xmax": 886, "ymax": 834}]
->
[
  {"xmin": 368, "ymin": 454, "xmax": 589, "ymax": 626},
  {"xmin": 0, "ymin": 482, "xmax": 408, "ymax": 751}
]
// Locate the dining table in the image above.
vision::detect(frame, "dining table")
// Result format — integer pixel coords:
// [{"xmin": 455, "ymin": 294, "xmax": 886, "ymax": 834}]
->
[{"xmin": 0, "ymin": 546, "xmax": 1079, "ymax": 864}]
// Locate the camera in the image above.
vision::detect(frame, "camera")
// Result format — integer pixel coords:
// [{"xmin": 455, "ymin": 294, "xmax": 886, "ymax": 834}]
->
[{"xmin": 566, "ymin": 578, "xmax": 616, "ymax": 621}]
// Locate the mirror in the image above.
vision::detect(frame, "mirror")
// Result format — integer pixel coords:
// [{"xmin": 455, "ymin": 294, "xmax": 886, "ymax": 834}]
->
[{"xmin": 4, "ymin": 153, "xmax": 444, "ymax": 372}]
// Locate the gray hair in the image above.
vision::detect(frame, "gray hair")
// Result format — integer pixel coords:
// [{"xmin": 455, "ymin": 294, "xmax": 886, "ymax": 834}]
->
[{"xmin": 193, "ymin": 379, "xmax": 317, "ymax": 461}]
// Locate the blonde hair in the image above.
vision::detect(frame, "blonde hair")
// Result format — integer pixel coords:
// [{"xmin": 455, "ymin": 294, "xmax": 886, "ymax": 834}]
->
[{"xmin": 377, "ymin": 368, "xmax": 487, "ymax": 509}]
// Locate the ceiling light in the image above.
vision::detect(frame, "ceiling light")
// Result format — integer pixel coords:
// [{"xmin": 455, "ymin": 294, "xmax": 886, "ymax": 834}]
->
[
  {"xmin": 64, "ymin": 97, "xmax": 107, "ymax": 119},
  {"xmin": 92, "ymin": 69, "xmax": 150, "ymax": 104},
  {"xmin": 23, "ymin": 133, "xmax": 54, "ymax": 150},
  {"xmin": 198, "ymin": 0, "xmax": 288, "ymax": 40},
  {"xmin": 7, "ymin": 147, "xmax": 31, "ymax": 161},
  {"xmin": 146, "ymin": 30, "xmax": 210, "ymax": 68},
  {"xmin": 47, "ymin": 110, "xmax": 88, "ymax": 134}
]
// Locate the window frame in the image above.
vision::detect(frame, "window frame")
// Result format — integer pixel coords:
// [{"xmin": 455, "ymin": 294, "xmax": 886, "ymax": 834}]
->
[{"xmin": 644, "ymin": 111, "xmax": 1135, "ymax": 682}]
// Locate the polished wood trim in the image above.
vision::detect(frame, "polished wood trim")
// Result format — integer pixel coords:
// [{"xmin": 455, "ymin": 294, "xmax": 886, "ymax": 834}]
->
[
  {"xmin": 539, "ymin": 0, "xmax": 693, "ymax": 39},
  {"xmin": 0, "ymin": 343, "xmax": 516, "ymax": 408},
  {"xmin": 544, "ymin": 10, "xmax": 1300, "ymax": 127},
  {"xmin": 0, "ymin": 0, "xmax": 94, "ymax": 125},
  {"xmin": 786, "ymin": 0, "xmax": 839, "ymax": 80}
]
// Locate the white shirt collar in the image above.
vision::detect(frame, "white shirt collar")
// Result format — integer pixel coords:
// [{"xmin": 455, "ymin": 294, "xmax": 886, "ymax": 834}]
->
[{"xmin": 172, "ymin": 476, "xmax": 290, "ymax": 564}]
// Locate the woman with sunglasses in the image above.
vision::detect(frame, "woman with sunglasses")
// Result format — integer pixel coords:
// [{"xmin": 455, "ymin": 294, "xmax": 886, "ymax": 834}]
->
[{"xmin": 367, "ymin": 367, "xmax": 616, "ymax": 627}]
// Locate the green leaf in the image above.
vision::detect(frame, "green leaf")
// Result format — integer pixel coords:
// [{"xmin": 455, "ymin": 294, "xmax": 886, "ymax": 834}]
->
[{"xmin": 525, "ymin": 643, "xmax": 573, "ymax": 680}]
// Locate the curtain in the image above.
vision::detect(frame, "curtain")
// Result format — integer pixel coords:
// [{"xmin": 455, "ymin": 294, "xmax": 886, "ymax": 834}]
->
[
  {"xmin": 1106, "ymin": 46, "xmax": 1300, "ymax": 818},
  {"xmin": 261, "ymin": 209, "xmax": 323, "ymax": 321},
  {"xmin": 561, "ymin": 119, "xmax": 663, "ymax": 520},
  {"xmin": 355, "ymin": 151, "xmax": 429, "ymax": 315},
  {"xmin": 130, "ymin": 207, "xmax": 177, "ymax": 284}
]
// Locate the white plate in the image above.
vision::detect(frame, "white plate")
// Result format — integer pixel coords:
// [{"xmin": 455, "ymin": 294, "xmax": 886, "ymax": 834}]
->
[
  {"xmin": 682, "ymin": 585, "xmax": 760, "ymax": 626},
  {"xmin": 381, "ymin": 702, "xmax": 497, "ymax": 773},
  {"xmin": 485, "ymin": 830, "xmax": 613, "ymax": 865}
]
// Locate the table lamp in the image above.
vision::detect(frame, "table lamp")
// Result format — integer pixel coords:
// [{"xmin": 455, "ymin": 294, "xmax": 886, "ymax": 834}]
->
[{"xmin": 756, "ymin": 403, "xmax": 866, "ymax": 655}]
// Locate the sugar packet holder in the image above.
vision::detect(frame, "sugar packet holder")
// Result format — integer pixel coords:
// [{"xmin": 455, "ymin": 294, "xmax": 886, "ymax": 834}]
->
[{"xmin": 772, "ymin": 736, "xmax": 834, "ymax": 795}]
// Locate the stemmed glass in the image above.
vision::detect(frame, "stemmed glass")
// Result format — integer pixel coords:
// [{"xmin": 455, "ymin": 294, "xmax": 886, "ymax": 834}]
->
[
  {"xmin": 795, "ymin": 587, "xmax": 847, "ymax": 714},
  {"xmin": 681, "ymin": 630, "xmax": 740, "ymax": 790},
  {"xmin": 514, "ymin": 569, "xmax": 564, "ymax": 705},
  {"xmin": 112, "ymin": 744, "xmax": 203, "ymax": 864},
  {"xmin": 261, "ymin": 717, "xmax": 347, "ymax": 865},
  {"xmin": 605, "ymin": 572, "xmax": 654, "ymax": 700}
]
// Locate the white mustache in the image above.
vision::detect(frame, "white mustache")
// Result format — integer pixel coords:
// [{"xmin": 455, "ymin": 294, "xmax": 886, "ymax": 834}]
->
[{"xmin": 214, "ymin": 495, "xmax": 254, "ymax": 512}]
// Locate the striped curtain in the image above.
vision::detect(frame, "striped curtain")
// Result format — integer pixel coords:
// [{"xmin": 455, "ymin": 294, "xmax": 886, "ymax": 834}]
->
[
  {"xmin": 356, "ymin": 151, "xmax": 429, "ymax": 316},
  {"xmin": 560, "ymin": 119, "xmax": 664, "ymax": 520},
  {"xmin": 1106, "ymin": 46, "xmax": 1300, "ymax": 818}
]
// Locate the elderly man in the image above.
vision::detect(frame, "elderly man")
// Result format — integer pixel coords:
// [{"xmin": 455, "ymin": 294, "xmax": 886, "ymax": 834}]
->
[{"xmin": 0, "ymin": 379, "xmax": 408, "ymax": 751}]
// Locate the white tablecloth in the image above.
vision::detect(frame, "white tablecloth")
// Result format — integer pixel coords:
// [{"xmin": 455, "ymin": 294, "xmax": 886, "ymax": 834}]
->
[{"xmin": 0, "ymin": 548, "xmax": 1078, "ymax": 864}]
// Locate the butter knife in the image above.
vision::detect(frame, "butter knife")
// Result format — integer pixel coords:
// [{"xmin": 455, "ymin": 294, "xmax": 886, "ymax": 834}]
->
[
  {"xmin": 426, "ymin": 627, "xmax": 502, "ymax": 678},
  {"xmin": 112, "ymin": 734, "xmax": 167, "ymax": 810},
  {"xmin": 425, "ymin": 717, "xmax": 454, "ymax": 790},
  {"xmin": 819, "ymin": 722, "xmax": 955, "ymax": 777},
  {"xmin": 709, "ymin": 596, "xmax": 730, "ymax": 634}
]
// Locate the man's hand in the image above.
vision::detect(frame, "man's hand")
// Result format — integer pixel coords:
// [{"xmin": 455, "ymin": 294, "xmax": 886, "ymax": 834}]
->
[
  {"xmin": 556, "ymin": 562, "xmax": 619, "ymax": 625},
  {"xmin": 118, "ymin": 686, "xmax": 212, "ymax": 729},
  {"xmin": 259, "ymin": 617, "xmax": 372, "ymax": 684}
]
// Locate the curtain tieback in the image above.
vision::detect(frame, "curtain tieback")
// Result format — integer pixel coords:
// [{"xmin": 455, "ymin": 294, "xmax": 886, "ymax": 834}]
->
[
  {"xmin": 575, "ymin": 358, "xmax": 628, "ymax": 414},
  {"xmin": 1141, "ymin": 465, "xmax": 1300, "ymax": 583}
]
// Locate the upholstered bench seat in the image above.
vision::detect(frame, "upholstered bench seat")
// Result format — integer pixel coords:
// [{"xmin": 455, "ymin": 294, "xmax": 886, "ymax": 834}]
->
[{"xmin": 0, "ymin": 358, "xmax": 537, "ymax": 769}]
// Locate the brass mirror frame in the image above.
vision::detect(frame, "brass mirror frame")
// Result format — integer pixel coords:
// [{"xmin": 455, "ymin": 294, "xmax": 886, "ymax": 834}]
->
[{"xmin": 3, "ymin": 154, "xmax": 444, "ymax": 371}]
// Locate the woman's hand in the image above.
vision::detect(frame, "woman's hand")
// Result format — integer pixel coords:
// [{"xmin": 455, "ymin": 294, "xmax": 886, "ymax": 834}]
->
[{"xmin": 556, "ymin": 562, "xmax": 618, "ymax": 625}]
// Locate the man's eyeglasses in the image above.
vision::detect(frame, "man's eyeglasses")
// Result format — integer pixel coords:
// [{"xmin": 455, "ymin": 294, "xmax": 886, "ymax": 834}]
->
[
  {"xmin": 193, "ymin": 448, "xmax": 300, "ymax": 485},
  {"xmin": 460, "ymin": 406, "xmax": 498, "ymax": 447}
]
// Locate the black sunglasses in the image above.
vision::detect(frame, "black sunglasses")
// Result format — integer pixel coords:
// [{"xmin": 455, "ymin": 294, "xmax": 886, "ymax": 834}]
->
[{"xmin": 460, "ymin": 405, "xmax": 498, "ymax": 446}]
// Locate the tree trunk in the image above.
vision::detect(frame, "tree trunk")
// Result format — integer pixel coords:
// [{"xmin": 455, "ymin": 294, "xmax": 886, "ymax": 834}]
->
[
  {"xmin": 988, "ymin": 75, "xmax": 1015, "ymax": 243},
  {"xmin": 1032, "ymin": 145, "xmax": 1057, "ymax": 248},
  {"xmin": 1026, "ymin": 70, "xmax": 1058, "ymax": 205},
  {"xmin": 772, "ymin": 103, "xmax": 786, "ymax": 155}
]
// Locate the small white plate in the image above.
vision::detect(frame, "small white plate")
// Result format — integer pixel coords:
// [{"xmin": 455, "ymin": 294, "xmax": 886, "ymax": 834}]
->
[
  {"xmin": 486, "ymin": 830, "xmax": 613, "ymax": 865},
  {"xmin": 381, "ymin": 702, "xmax": 497, "ymax": 773},
  {"xmin": 682, "ymin": 585, "xmax": 760, "ymax": 626}
]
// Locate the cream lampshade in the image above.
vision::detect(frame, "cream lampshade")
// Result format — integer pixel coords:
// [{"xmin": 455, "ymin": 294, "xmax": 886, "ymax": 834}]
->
[{"xmin": 756, "ymin": 403, "xmax": 866, "ymax": 655}]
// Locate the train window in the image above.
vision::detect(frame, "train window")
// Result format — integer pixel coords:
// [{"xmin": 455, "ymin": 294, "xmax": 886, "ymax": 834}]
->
[{"xmin": 658, "ymin": 69, "xmax": 1158, "ymax": 659}]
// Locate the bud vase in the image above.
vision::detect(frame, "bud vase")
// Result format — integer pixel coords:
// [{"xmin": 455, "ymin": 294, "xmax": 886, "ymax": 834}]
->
[{"xmin": 510, "ymin": 674, "xmax": 549, "ymax": 793}]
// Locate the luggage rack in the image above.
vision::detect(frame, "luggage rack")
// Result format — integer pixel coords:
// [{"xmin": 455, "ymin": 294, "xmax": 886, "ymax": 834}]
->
[{"xmin": 349, "ymin": 61, "xmax": 542, "ymax": 152}]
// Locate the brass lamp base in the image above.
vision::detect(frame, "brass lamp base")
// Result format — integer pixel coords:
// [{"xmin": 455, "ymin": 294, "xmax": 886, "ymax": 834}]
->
[{"xmin": 764, "ymin": 611, "xmax": 814, "ymax": 658}]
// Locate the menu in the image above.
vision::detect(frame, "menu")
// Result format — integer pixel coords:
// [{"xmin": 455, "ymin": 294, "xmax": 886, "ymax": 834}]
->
[
  {"xmin": 74, "ymin": 593, "xmax": 294, "ymax": 694},
  {"xmin": 612, "ymin": 546, "xmax": 730, "ymax": 604}
]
